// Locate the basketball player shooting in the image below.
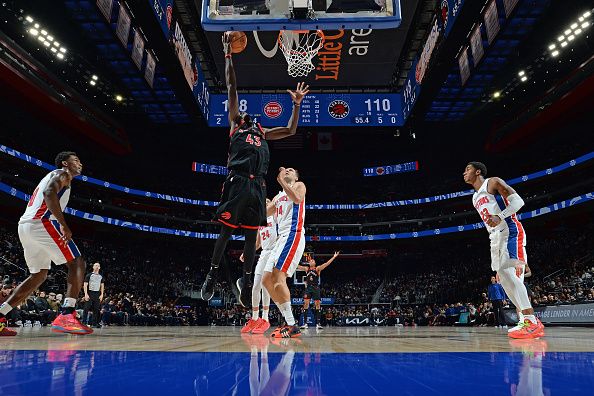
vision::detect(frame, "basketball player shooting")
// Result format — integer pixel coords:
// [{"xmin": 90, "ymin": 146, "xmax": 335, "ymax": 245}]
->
[
  {"xmin": 297, "ymin": 251, "xmax": 340, "ymax": 330},
  {"xmin": 463, "ymin": 162, "xmax": 544, "ymax": 339},
  {"xmin": 0, "ymin": 152, "xmax": 92, "ymax": 336},
  {"xmin": 201, "ymin": 32, "xmax": 310, "ymax": 308}
]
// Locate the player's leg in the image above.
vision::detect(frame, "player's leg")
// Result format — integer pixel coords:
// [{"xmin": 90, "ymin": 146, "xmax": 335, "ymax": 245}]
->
[
  {"xmin": 51, "ymin": 255, "xmax": 93, "ymax": 334},
  {"xmin": 237, "ymin": 228, "xmax": 258, "ymax": 307},
  {"xmin": 314, "ymin": 297, "xmax": 322, "ymax": 329},
  {"xmin": 202, "ymin": 224, "xmax": 234, "ymax": 300},
  {"xmin": 300, "ymin": 298, "xmax": 310, "ymax": 329},
  {"xmin": 252, "ymin": 251, "xmax": 272, "ymax": 333},
  {"xmin": 0, "ymin": 270, "xmax": 48, "ymax": 336}
]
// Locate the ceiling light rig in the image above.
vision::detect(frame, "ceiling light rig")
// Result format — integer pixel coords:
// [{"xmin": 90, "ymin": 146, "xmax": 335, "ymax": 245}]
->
[
  {"xmin": 548, "ymin": 9, "xmax": 592, "ymax": 58},
  {"xmin": 24, "ymin": 17, "xmax": 67, "ymax": 61}
]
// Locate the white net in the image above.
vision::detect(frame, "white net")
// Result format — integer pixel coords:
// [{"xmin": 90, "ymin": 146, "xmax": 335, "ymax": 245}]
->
[{"xmin": 278, "ymin": 30, "xmax": 325, "ymax": 77}]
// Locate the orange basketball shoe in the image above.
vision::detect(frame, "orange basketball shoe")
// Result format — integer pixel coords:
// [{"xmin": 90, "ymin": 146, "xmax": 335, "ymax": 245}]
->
[
  {"xmin": 270, "ymin": 325, "xmax": 301, "ymax": 338},
  {"xmin": 51, "ymin": 313, "xmax": 93, "ymax": 335},
  {"xmin": 0, "ymin": 317, "xmax": 17, "ymax": 336},
  {"xmin": 508, "ymin": 319, "xmax": 544, "ymax": 339},
  {"xmin": 251, "ymin": 318, "xmax": 271, "ymax": 334},
  {"xmin": 241, "ymin": 319, "xmax": 259, "ymax": 334}
]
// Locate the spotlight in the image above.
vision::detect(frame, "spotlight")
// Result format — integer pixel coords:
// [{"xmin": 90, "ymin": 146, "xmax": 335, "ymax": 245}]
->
[
  {"xmin": 57, "ymin": 53, "xmax": 64, "ymax": 59},
  {"xmin": 557, "ymin": 35, "xmax": 564, "ymax": 41},
  {"xmin": 53, "ymin": 41, "xmax": 59, "ymax": 47},
  {"xmin": 561, "ymin": 41, "xmax": 568, "ymax": 47},
  {"xmin": 50, "ymin": 47, "xmax": 57, "ymax": 53},
  {"xmin": 59, "ymin": 47, "xmax": 66, "ymax": 53},
  {"xmin": 25, "ymin": 16, "xmax": 33, "ymax": 23},
  {"xmin": 28, "ymin": 28, "xmax": 38, "ymax": 36},
  {"xmin": 43, "ymin": 41, "xmax": 50, "ymax": 47},
  {"xmin": 92, "ymin": 75, "xmax": 98, "ymax": 81},
  {"xmin": 564, "ymin": 29, "xmax": 571, "ymax": 35},
  {"xmin": 582, "ymin": 21, "xmax": 590, "ymax": 28},
  {"xmin": 115, "ymin": 95, "xmax": 123, "ymax": 102},
  {"xmin": 551, "ymin": 50, "xmax": 559, "ymax": 57},
  {"xmin": 518, "ymin": 70, "xmax": 525, "ymax": 76},
  {"xmin": 571, "ymin": 23, "xmax": 578, "ymax": 29},
  {"xmin": 37, "ymin": 35, "xmax": 45, "ymax": 42},
  {"xmin": 521, "ymin": 76, "xmax": 528, "ymax": 82},
  {"xmin": 40, "ymin": 29, "xmax": 47, "ymax": 35},
  {"xmin": 34, "ymin": 23, "xmax": 39, "ymax": 28},
  {"xmin": 575, "ymin": 28, "xmax": 582, "ymax": 35},
  {"xmin": 584, "ymin": 11, "xmax": 591, "ymax": 18},
  {"xmin": 493, "ymin": 91, "xmax": 501, "ymax": 98},
  {"xmin": 567, "ymin": 34, "xmax": 575, "ymax": 41},
  {"xmin": 90, "ymin": 80, "xmax": 96, "ymax": 86},
  {"xmin": 548, "ymin": 44, "xmax": 556, "ymax": 50},
  {"xmin": 46, "ymin": 35, "xmax": 53, "ymax": 41}
]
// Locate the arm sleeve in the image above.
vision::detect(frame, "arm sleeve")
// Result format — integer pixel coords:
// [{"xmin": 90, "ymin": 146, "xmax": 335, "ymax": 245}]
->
[{"xmin": 497, "ymin": 193, "xmax": 525, "ymax": 219}]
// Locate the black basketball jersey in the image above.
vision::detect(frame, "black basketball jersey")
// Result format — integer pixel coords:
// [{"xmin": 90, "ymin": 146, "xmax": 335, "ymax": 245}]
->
[
  {"xmin": 227, "ymin": 122, "xmax": 269, "ymax": 177},
  {"xmin": 305, "ymin": 268, "xmax": 320, "ymax": 287}
]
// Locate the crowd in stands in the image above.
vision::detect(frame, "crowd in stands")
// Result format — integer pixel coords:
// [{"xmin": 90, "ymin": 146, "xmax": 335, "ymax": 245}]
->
[{"xmin": 1, "ymin": 218, "xmax": 593, "ymax": 328}]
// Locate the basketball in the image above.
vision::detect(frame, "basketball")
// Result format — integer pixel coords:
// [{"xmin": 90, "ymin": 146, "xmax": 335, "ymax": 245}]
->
[{"xmin": 227, "ymin": 31, "xmax": 247, "ymax": 54}]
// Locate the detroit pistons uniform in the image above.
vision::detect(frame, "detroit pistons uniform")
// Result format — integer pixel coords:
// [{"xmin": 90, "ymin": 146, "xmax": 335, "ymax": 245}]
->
[
  {"xmin": 254, "ymin": 215, "xmax": 278, "ymax": 276},
  {"xmin": 18, "ymin": 171, "xmax": 81, "ymax": 274},
  {"xmin": 215, "ymin": 121, "xmax": 270, "ymax": 229},
  {"xmin": 473, "ymin": 178, "xmax": 527, "ymax": 272},
  {"xmin": 265, "ymin": 190, "xmax": 306, "ymax": 277}
]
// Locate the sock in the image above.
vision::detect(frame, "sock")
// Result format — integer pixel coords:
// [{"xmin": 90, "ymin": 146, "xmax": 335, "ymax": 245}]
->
[
  {"xmin": 524, "ymin": 314, "xmax": 537, "ymax": 325},
  {"xmin": 0, "ymin": 303, "xmax": 13, "ymax": 316},
  {"xmin": 262, "ymin": 307, "xmax": 269, "ymax": 321},
  {"xmin": 252, "ymin": 274, "xmax": 263, "ymax": 309},
  {"xmin": 315, "ymin": 309, "xmax": 321, "ymax": 325},
  {"xmin": 252, "ymin": 309, "xmax": 259, "ymax": 321},
  {"xmin": 61, "ymin": 297, "xmax": 77, "ymax": 314},
  {"xmin": 279, "ymin": 302, "xmax": 295, "ymax": 326},
  {"xmin": 518, "ymin": 312, "xmax": 525, "ymax": 323}
]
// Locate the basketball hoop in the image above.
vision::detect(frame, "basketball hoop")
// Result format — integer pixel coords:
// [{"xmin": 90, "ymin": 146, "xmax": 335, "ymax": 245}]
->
[{"xmin": 278, "ymin": 30, "xmax": 324, "ymax": 78}]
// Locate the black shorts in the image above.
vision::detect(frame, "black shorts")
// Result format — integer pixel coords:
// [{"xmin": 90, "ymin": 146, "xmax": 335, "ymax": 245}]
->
[
  {"xmin": 304, "ymin": 286, "xmax": 321, "ymax": 301},
  {"xmin": 214, "ymin": 173, "xmax": 267, "ymax": 229}
]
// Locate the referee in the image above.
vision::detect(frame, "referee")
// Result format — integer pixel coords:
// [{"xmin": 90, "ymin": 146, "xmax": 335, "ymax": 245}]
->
[{"xmin": 83, "ymin": 262, "xmax": 104, "ymax": 327}]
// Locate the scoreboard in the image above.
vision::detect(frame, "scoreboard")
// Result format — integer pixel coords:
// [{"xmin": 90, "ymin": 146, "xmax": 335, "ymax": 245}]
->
[{"xmin": 207, "ymin": 93, "xmax": 404, "ymax": 127}]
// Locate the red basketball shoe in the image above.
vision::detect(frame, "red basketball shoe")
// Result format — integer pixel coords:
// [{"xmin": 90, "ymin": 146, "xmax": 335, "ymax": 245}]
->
[
  {"xmin": 241, "ymin": 319, "xmax": 259, "ymax": 334},
  {"xmin": 0, "ymin": 317, "xmax": 17, "ymax": 336},
  {"xmin": 252, "ymin": 318, "xmax": 271, "ymax": 334},
  {"xmin": 508, "ymin": 319, "xmax": 544, "ymax": 339},
  {"xmin": 51, "ymin": 313, "xmax": 93, "ymax": 335}
]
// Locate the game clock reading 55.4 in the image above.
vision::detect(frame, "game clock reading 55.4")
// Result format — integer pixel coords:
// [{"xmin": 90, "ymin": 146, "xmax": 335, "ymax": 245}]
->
[{"xmin": 208, "ymin": 93, "xmax": 404, "ymax": 127}]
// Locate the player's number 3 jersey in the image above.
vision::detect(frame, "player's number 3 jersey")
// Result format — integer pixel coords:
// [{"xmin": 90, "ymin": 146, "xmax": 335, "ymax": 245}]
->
[{"xmin": 19, "ymin": 171, "xmax": 71, "ymax": 224}]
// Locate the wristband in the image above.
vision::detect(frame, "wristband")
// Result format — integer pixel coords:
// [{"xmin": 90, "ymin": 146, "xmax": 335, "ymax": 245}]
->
[
  {"xmin": 293, "ymin": 102, "xmax": 300, "ymax": 107},
  {"xmin": 225, "ymin": 54, "xmax": 232, "ymax": 58}
]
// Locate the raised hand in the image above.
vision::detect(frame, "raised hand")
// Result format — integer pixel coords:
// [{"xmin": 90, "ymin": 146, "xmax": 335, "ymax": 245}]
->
[
  {"xmin": 222, "ymin": 32, "xmax": 231, "ymax": 56},
  {"xmin": 287, "ymin": 82, "xmax": 310, "ymax": 105}
]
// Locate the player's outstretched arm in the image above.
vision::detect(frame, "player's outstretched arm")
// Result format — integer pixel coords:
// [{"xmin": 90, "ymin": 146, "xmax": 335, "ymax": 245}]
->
[
  {"xmin": 318, "ymin": 251, "xmax": 340, "ymax": 272},
  {"xmin": 223, "ymin": 33, "xmax": 241, "ymax": 126},
  {"xmin": 296, "ymin": 264, "xmax": 309, "ymax": 272},
  {"xmin": 264, "ymin": 82, "xmax": 309, "ymax": 140}
]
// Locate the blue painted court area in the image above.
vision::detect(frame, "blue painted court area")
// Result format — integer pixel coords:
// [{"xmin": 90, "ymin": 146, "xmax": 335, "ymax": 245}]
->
[{"xmin": 1, "ymin": 348, "xmax": 593, "ymax": 395}]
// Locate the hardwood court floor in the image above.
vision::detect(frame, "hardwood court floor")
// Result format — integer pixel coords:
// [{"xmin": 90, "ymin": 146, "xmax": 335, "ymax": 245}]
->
[
  {"xmin": 2, "ymin": 325, "xmax": 594, "ymax": 352},
  {"xmin": 2, "ymin": 326, "xmax": 594, "ymax": 395}
]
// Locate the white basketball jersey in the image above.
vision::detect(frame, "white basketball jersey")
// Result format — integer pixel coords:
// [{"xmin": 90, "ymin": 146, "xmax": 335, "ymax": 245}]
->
[
  {"xmin": 472, "ymin": 178, "xmax": 509, "ymax": 233},
  {"xmin": 259, "ymin": 215, "xmax": 278, "ymax": 251},
  {"xmin": 19, "ymin": 171, "xmax": 71, "ymax": 224},
  {"xmin": 275, "ymin": 190, "xmax": 305, "ymax": 236}
]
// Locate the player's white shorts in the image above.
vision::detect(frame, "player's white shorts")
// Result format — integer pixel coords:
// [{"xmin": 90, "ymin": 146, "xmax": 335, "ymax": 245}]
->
[
  {"xmin": 264, "ymin": 231, "xmax": 305, "ymax": 277},
  {"xmin": 18, "ymin": 220, "xmax": 82, "ymax": 274},
  {"xmin": 254, "ymin": 248, "xmax": 274, "ymax": 276},
  {"xmin": 489, "ymin": 220, "xmax": 527, "ymax": 272}
]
